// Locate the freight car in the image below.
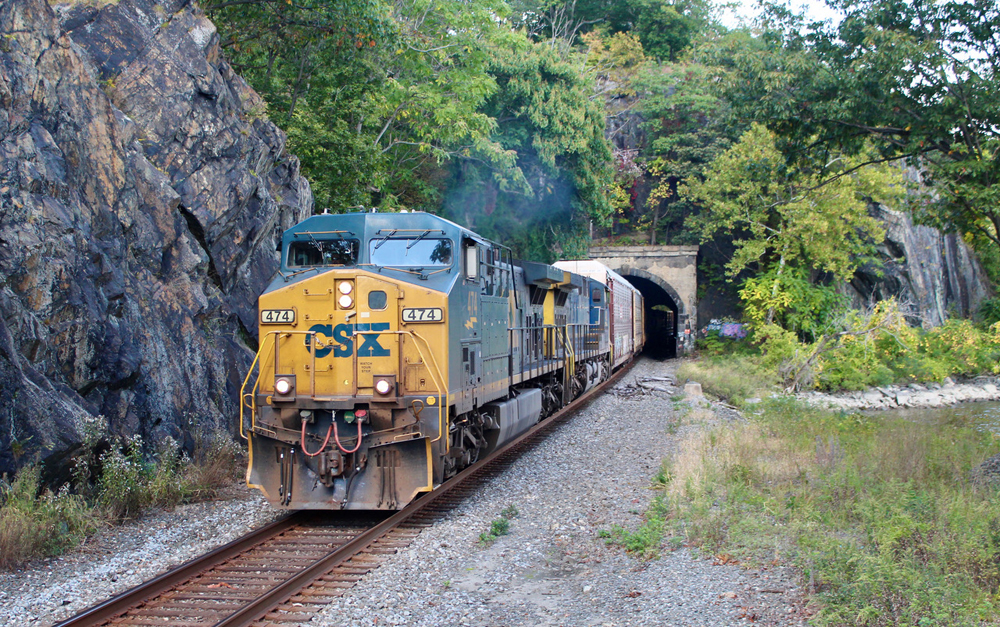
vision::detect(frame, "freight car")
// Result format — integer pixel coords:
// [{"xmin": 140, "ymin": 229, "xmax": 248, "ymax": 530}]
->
[{"xmin": 240, "ymin": 211, "xmax": 643, "ymax": 510}]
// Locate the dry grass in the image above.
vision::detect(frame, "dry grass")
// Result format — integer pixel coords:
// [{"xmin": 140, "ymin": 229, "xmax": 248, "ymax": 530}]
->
[
  {"xmin": 677, "ymin": 356, "xmax": 776, "ymax": 404},
  {"xmin": 0, "ymin": 431, "xmax": 245, "ymax": 569}
]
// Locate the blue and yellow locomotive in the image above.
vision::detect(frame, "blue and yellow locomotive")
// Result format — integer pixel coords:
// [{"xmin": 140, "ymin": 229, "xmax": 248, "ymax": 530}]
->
[{"xmin": 241, "ymin": 211, "xmax": 643, "ymax": 509}]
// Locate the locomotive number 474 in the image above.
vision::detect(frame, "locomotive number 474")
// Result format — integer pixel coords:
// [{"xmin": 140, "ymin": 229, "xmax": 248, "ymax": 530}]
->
[{"xmin": 401, "ymin": 307, "xmax": 443, "ymax": 322}]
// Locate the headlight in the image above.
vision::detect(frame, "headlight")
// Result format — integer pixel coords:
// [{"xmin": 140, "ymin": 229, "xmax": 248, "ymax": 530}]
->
[
  {"xmin": 274, "ymin": 378, "xmax": 293, "ymax": 395},
  {"xmin": 338, "ymin": 294, "xmax": 354, "ymax": 308},
  {"xmin": 375, "ymin": 379, "xmax": 392, "ymax": 395},
  {"xmin": 338, "ymin": 281, "xmax": 353, "ymax": 295}
]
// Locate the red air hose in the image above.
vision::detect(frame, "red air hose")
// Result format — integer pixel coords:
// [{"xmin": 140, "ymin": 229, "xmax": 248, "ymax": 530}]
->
[
  {"xmin": 301, "ymin": 420, "xmax": 333, "ymax": 457},
  {"xmin": 335, "ymin": 420, "xmax": 363, "ymax": 453}
]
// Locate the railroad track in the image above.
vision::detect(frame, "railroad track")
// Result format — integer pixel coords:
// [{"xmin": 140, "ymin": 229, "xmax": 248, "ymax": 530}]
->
[{"xmin": 55, "ymin": 363, "xmax": 631, "ymax": 627}]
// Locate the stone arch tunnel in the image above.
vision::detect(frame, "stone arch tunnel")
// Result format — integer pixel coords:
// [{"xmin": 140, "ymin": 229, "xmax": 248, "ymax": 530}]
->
[{"xmin": 589, "ymin": 246, "xmax": 698, "ymax": 358}]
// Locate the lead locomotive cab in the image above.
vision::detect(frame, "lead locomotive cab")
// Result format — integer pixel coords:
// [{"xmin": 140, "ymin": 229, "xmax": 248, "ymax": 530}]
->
[{"xmin": 243, "ymin": 212, "xmax": 459, "ymax": 510}]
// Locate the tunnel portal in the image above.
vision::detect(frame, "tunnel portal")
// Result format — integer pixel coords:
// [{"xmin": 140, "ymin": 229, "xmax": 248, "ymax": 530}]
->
[
  {"xmin": 588, "ymin": 245, "xmax": 698, "ymax": 356},
  {"xmin": 620, "ymin": 273, "xmax": 679, "ymax": 359}
]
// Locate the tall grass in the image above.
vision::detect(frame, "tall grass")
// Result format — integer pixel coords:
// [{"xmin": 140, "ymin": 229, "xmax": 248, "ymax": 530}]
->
[
  {"xmin": 96, "ymin": 433, "xmax": 243, "ymax": 520},
  {"xmin": 0, "ymin": 431, "xmax": 244, "ymax": 568},
  {"xmin": 0, "ymin": 465, "xmax": 98, "ymax": 569},
  {"xmin": 665, "ymin": 398, "xmax": 1000, "ymax": 626},
  {"xmin": 676, "ymin": 356, "xmax": 777, "ymax": 404}
]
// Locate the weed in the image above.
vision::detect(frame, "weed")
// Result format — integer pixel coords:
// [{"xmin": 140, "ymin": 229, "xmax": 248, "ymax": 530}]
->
[
  {"xmin": 187, "ymin": 430, "xmax": 244, "ymax": 498},
  {"xmin": 4, "ymin": 427, "xmax": 243, "ymax": 568},
  {"xmin": 479, "ymin": 504, "xmax": 519, "ymax": 546},
  {"xmin": 652, "ymin": 463, "xmax": 672, "ymax": 487},
  {"xmin": 600, "ymin": 493, "xmax": 671, "ymax": 560},
  {"xmin": 0, "ymin": 465, "xmax": 97, "ymax": 568},
  {"xmin": 97, "ymin": 435, "xmax": 149, "ymax": 519}
]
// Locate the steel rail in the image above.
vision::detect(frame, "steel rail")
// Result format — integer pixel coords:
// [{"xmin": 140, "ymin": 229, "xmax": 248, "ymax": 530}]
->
[
  {"xmin": 52, "ymin": 513, "xmax": 304, "ymax": 627},
  {"xmin": 54, "ymin": 360, "xmax": 633, "ymax": 627}
]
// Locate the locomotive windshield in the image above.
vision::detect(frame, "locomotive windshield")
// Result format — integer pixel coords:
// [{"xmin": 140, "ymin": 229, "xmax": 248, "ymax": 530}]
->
[
  {"xmin": 288, "ymin": 238, "xmax": 359, "ymax": 267},
  {"xmin": 369, "ymin": 237, "xmax": 453, "ymax": 268}
]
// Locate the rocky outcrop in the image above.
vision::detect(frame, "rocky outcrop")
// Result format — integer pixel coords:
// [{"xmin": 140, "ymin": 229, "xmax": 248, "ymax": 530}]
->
[
  {"xmin": 0, "ymin": 0, "xmax": 311, "ymax": 475},
  {"xmin": 845, "ymin": 204, "xmax": 991, "ymax": 327}
]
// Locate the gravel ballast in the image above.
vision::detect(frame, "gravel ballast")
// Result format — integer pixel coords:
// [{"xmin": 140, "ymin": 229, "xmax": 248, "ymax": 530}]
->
[
  {"xmin": 6, "ymin": 357, "xmax": 808, "ymax": 626},
  {"xmin": 310, "ymin": 357, "xmax": 807, "ymax": 626}
]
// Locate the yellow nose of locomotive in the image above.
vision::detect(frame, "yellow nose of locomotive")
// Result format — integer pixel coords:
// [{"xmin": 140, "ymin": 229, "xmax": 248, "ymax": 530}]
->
[
  {"xmin": 257, "ymin": 272, "xmax": 404, "ymax": 400},
  {"xmin": 244, "ymin": 261, "xmax": 449, "ymax": 510}
]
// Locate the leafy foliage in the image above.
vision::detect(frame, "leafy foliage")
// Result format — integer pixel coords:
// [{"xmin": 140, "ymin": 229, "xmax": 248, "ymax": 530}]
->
[
  {"xmin": 685, "ymin": 124, "xmax": 893, "ymax": 281},
  {"xmin": 478, "ymin": 504, "xmax": 519, "ymax": 545},
  {"xmin": 631, "ymin": 61, "xmax": 738, "ymax": 244},
  {"xmin": 682, "ymin": 124, "xmax": 895, "ymax": 334},
  {"xmin": 0, "ymin": 465, "xmax": 97, "ymax": 568},
  {"xmin": 706, "ymin": 0, "xmax": 1000, "ymax": 259},
  {"xmin": 209, "ymin": 0, "xmax": 522, "ymax": 211},
  {"xmin": 511, "ymin": 0, "xmax": 714, "ymax": 61},
  {"xmin": 739, "ymin": 267, "xmax": 846, "ymax": 341},
  {"xmin": 444, "ymin": 40, "xmax": 615, "ymax": 260}
]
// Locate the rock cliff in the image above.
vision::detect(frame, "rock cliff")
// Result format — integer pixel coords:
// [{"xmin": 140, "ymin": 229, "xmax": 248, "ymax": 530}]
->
[
  {"xmin": 0, "ymin": 0, "xmax": 311, "ymax": 475},
  {"xmin": 845, "ymin": 204, "xmax": 991, "ymax": 327}
]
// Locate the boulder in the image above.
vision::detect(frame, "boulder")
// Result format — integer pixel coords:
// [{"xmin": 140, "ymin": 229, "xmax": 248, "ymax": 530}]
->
[
  {"xmin": 684, "ymin": 382, "xmax": 703, "ymax": 398},
  {"xmin": 0, "ymin": 0, "xmax": 310, "ymax": 475}
]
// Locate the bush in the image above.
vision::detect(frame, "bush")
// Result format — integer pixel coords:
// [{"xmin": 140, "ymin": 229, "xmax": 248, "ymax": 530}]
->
[
  {"xmin": 0, "ymin": 429, "xmax": 246, "ymax": 568},
  {"xmin": 98, "ymin": 431, "xmax": 245, "ymax": 519},
  {"xmin": 187, "ymin": 431, "xmax": 244, "ymax": 498},
  {"xmin": 709, "ymin": 300, "xmax": 1000, "ymax": 392},
  {"xmin": 97, "ymin": 436, "xmax": 150, "ymax": 519}
]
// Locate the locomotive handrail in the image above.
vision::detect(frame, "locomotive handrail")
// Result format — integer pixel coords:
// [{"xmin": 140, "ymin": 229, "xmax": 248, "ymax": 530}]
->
[
  {"xmin": 240, "ymin": 330, "xmax": 324, "ymax": 438},
  {"xmin": 507, "ymin": 322, "xmax": 594, "ymax": 387},
  {"xmin": 239, "ymin": 333, "xmax": 278, "ymax": 440},
  {"xmin": 401, "ymin": 330, "xmax": 449, "ymax": 443}
]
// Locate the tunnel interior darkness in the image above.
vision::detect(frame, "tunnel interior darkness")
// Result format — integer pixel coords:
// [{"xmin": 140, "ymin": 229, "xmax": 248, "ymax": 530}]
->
[{"xmin": 621, "ymin": 274, "xmax": 679, "ymax": 359}]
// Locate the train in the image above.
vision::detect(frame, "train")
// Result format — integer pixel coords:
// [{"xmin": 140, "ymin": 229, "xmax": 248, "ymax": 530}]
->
[{"xmin": 240, "ymin": 211, "xmax": 644, "ymax": 510}]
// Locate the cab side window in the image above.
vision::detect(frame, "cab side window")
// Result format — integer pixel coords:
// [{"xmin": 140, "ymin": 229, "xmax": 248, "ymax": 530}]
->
[{"xmin": 464, "ymin": 240, "xmax": 479, "ymax": 283}]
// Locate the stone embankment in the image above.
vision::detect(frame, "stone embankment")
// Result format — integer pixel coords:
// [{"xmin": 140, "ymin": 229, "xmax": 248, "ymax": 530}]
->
[{"xmin": 796, "ymin": 378, "xmax": 1000, "ymax": 411}]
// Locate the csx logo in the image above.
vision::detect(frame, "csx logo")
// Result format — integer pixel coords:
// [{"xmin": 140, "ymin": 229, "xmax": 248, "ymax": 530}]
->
[{"xmin": 305, "ymin": 323, "xmax": 391, "ymax": 358}]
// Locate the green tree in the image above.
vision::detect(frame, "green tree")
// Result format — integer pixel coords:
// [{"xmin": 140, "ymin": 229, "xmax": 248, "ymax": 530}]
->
[
  {"xmin": 208, "ymin": 0, "xmax": 521, "ymax": 211},
  {"xmin": 635, "ymin": 61, "xmax": 740, "ymax": 244},
  {"xmin": 510, "ymin": 0, "xmax": 715, "ymax": 60},
  {"xmin": 705, "ymin": 0, "xmax": 1000, "ymax": 259},
  {"xmin": 683, "ymin": 124, "xmax": 897, "ymax": 335},
  {"xmin": 444, "ymin": 40, "xmax": 615, "ymax": 261},
  {"xmin": 205, "ymin": 0, "xmax": 393, "ymax": 208}
]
